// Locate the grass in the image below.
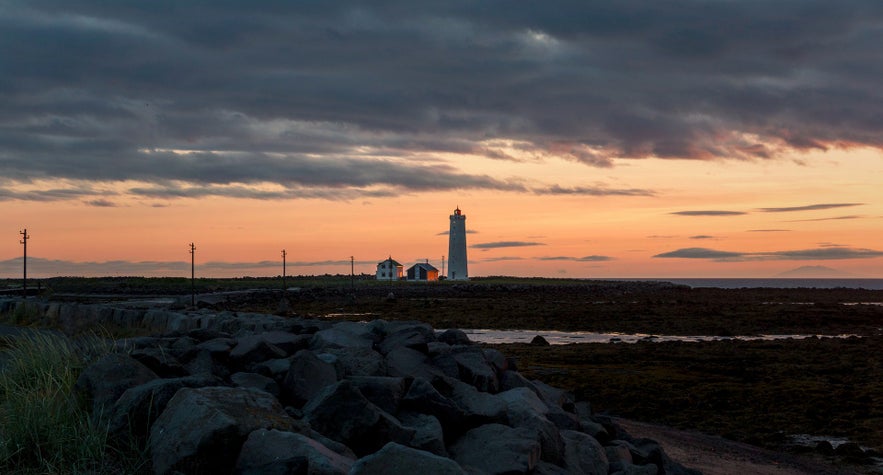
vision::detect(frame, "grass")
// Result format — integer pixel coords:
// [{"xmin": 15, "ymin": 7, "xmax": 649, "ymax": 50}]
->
[{"xmin": 0, "ymin": 331, "xmax": 148, "ymax": 474}]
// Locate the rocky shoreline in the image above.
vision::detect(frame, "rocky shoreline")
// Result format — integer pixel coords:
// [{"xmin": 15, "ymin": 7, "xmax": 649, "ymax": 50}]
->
[{"xmin": 3, "ymin": 298, "xmax": 698, "ymax": 474}]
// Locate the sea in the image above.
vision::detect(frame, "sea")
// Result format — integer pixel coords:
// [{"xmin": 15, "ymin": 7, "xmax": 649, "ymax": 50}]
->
[{"xmin": 621, "ymin": 278, "xmax": 883, "ymax": 290}]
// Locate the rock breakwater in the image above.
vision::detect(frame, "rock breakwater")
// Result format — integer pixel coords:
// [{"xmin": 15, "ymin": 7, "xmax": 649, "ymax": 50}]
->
[{"xmin": 3, "ymin": 299, "xmax": 699, "ymax": 474}]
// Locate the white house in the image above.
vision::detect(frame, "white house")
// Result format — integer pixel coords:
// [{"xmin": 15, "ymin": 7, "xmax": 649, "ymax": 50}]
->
[{"xmin": 376, "ymin": 257, "xmax": 404, "ymax": 280}]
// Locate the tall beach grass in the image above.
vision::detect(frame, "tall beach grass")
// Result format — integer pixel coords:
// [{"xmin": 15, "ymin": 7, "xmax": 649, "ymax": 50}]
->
[{"xmin": 0, "ymin": 330, "xmax": 146, "ymax": 474}]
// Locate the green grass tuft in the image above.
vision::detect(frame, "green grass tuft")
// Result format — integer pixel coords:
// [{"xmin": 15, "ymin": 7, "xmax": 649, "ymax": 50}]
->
[{"xmin": 0, "ymin": 331, "xmax": 147, "ymax": 474}]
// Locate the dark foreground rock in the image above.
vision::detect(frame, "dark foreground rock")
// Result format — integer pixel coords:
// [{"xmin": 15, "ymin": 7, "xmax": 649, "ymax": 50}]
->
[{"xmin": 65, "ymin": 304, "xmax": 700, "ymax": 475}]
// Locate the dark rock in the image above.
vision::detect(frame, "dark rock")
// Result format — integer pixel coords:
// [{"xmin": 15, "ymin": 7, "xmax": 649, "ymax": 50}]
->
[
  {"xmin": 282, "ymin": 349, "xmax": 339, "ymax": 407},
  {"xmin": 231, "ymin": 371, "xmax": 280, "ymax": 397},
  {"xmin": 230, "ymin": 335, "xmax": 287, "ymax": 369},
  {"xmin": 76, "ymin": 353, "xmax": 159, "ymax": 416},
  {"xmin": 349, "ymin": 442, "xmax": 465, "ymax": 475},
  {"xmin": 130, "ymin": 347, "xmax": 189, "ymax": 378},
  {"xmin": 252, "ymin": 357, "xmax": 293, "ymax": 381},
  {"xmin": 235, "ymin": 429, "xmax": 354, "ymax": 475},
  {"xmin": 400, "ymin": 377, "xmax": 465, "ymax": 441},
  {"xmin": 498, "ymin": 387, "xmax": 565, "ymax": 465},
  {"xmin": 449, "ymin": 423, "xmax": 541, "ymax": 475},
  {"xmin": 398, "ymin": 411, "xmax": 447, "ymax": 456},
  {"xmin": 324, "ymin": 346, "xmax": 386, "ymax": 377},
  {"xmin": 451, "ymin": 347, "xmax": 499, "ymax": 393},
  {"xmin": 815, "ymin": 440, "xmax": 835, "ymax": 455},
  {"xmin": 348, "ymin": 376, "xmax": 407, "ymax": 415},
  {"xmin": 560, "ymin": 429, "xmax": 608, "ymax": 475},
  {"xmin": 107, "ymin": 375, "xmax": 220, "ymax": 443},
  {"xmin": 378, "ymin": 322, "xmax": 436, "ymax": 355},
  {"xmin": 437, "ymin": 328, "xmax": 472, "ymax": 346},
  {"xmin": 530, "ymin": 335, "xmax": 551, "ymax": 346},
  {"xmin": 149, "ymin": 386, "xmax": 294, "ymax": 475},
  {"xmin": 261, "ymin": 331, "xmax": 311, "ymax": 355},
  {"xmin": 303, "ymin": 380, "xmax": 415, "ymax": 457},
  {"xmin": 386, "ymin": 346, "xmax": 446, "ymax": 382}
]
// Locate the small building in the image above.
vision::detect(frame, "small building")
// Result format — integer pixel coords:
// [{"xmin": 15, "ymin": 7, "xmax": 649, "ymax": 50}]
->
[
  {"xmin": 407, "ymin": 262, "xmax": 439, "ymax": 281},
  {"xmin": 376, "ymin": 257, "xmax": 403, "ymax": 280}
]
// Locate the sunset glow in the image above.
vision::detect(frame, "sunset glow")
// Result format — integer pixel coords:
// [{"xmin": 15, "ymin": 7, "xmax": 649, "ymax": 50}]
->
[{"xmin": 2, "ymin": 2, "xmax": 882, "ymax": 279}]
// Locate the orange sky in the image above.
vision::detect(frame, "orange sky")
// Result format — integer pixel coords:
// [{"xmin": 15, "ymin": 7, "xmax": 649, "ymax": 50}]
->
[{"xmin": 3, "ymin": 147, "xmax": 881, "ymax": 279}]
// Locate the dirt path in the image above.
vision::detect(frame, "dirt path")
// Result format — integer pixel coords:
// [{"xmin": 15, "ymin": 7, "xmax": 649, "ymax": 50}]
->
[{"xmin": 614, "ymin": 418, "xmax": 873, "ymax": 475}]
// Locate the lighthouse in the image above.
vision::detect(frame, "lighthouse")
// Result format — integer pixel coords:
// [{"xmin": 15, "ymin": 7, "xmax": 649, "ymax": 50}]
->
[{"xmin": 447, "ymin": 207, "xmax": 468, "ymax": 280}]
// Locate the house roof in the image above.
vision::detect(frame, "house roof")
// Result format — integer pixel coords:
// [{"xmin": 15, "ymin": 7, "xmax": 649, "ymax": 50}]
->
[
  {"xmin": 408, "ymin": 262, "xmax": 439, "ymax": 272},
  {"xmin": 378, "ymin": 258, "xmax": 403, "ymax": 267}
]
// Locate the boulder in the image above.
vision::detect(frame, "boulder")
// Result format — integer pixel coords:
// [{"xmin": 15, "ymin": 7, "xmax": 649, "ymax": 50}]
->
[
  {"xmin": 348, "ymin": 376, "xmax": 407, "ymax": 415},
  {"xmin": 560, "ymin": 429, "xmax": 609, "ymax": 475},
  {"xmin": 231, "ymin": 371, "xmax": 280, "ymax": 397},
  {"xmin": 498, "ymin": 387, "xmax": 565, "ymax": 464},
  {"xmin": 377, "ymin": 323, "xmax": 436, "ymax": 355},
  {"xmin": 130, "ymin": 347, "xmax": 188, "ymax": 378},
  {"xmin": 75, "ymin": 353, "xmax": 159, "ymax": 416},
  {"xmin": 106, "ymin": 375, "xmax": 220, "ymax": 442},
  {"xmin": 149, "ymin": 386, "xmax": 294, "ymax": 475},
  {"xmin": 385, "ymin": 346, "xmax": 445, "ymax": 382},
  {"xmin": 324, "ymin": 346, "xmax": 386, "ymax": 377},
  {"xmin": 282, "ymin": 349, "xmax": 339, "ymax": 407},
  {"xmin": 400, "ymin": 377, "xmax": 465, "ymax": 441},
  {"xmin": 437, "ymin": 328, "xmax": 472, "ymax": 346},
  {"xmin": 349, "ymin": 442, "xmax": 465, "ymax": 475},
  {"xmin": 398, "ymin": 411, "xmax": 447, "ymax": 456},
  {"xmin": 303, "ymin": 380, "xmax": 414, "ymax": 457},
  {"xmin": 235, "ymin": 429, "xmax": 354, "ymax": 475},
  {"xmin": 449, "ymin": 423, "xmax": 541, "ymax": 475},
  {"xmin": 229, "ymin": 335, "xmax": 287, "ymax": 369},
  {"xmin": 451, "ymin": 347, "xmax": 499, "ymax": 393},
  {"xmin": 261, "ymin": 331, "xmax": 311, "ymax": 355}
]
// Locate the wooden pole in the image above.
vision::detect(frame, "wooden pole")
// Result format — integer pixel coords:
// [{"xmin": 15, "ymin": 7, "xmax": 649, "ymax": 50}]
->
[{"xmin": 20, "ymin": 229, "xmax": 29, "ymax": 299}]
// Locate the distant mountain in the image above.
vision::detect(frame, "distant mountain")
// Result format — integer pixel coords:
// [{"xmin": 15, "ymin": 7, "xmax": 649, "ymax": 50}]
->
[{"xmin": 775, "ymin": 265, "xmax": 856, "ymax": 278}]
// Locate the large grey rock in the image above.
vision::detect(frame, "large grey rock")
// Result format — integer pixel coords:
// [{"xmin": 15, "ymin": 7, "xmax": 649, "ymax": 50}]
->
[
  {"xmin": 436, "ymin": 328, "xmax": 472, "ymax": 346},
  {"xmin": 303, "ymin": 380, "xmax": 414, "ymax": 457},
  {"xmin": 230, "ymin": 335, "xmax": 287, "ymax": 369},
  {"xmin": 107, "ymin": 375, "xmax": 219, "ymax": 442},
  {"xmin": 76, "ymin": 353, "xmax": 159, "ymax": 416},
  {"xmin": 231, "ymin": 371, "xmax": 280, "ymax": 397},
  {"xmin": 253, "ymin": 357, "xmax": 293, "ymax": 381},
  {"xmin": 324, "ymin": 346, "xmax": 386, "ymax": 377},
  {"xmin": 449, "ymin": 423, "xmax": 541, "ymax": 475},
  {"xmin": 310, "ymin": 323, "xmax": 377, "ymax": 350},
  {"xmin": 130, "ymin": 347, "xmax": 188, "ymax": 378},
  {"xmin": 398, "ymin": 411, "xmax": 447, "ymax": 456},
  {"xmin": 348, "ymin": 376, "xmax": 407, "ymax": 415},
  {"xmin": 560, "ymin": 430, "xmax": 609, "ymax": 475},
  {"xmin": 451, "ymin": 347, "xmax": 499, "ymax": 393},
  {"xmin": 235, "ymin": 429, "xmax": 354, "ymax": 475},
  {"xmin": 149, "ymin": 386, "xmax": 294, "ymax": 475},
  {"xmin": 446, "ymin": 378, "xmax": 508, "ymax": 426},
  {"xmin": 261, "ymin": 331, "xmax": 311, "ymax": 355},
  {"xmin": 498, "ymin": 387, "xmax": 565, "ymax": 465},
  {"xmin": 282, "ymin": 349, "xmax": 339, "ymax": 407},
  {"xmin": 377, "ymin": 323, "xmax": 436, "ymax": 355},
  {"xmin": 385, "ymin": 346, "xmax": 445, "ymax": 382},
  {"xmin": 400, "ymin": 377, "xmax": 465, "ymax": 441},
  {"xmin": 349, "ymin": 442, "xmax": 465, "ymax": 475}
]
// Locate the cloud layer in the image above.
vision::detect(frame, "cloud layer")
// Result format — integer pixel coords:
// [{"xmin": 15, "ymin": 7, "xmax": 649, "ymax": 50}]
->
[
  {"xmin": 654, "ymin": 246, "xmax": 883, "ymax": 262},
  {"xmin": 2, "ymin": 1, "xmax": 882, "ymax": 201}
]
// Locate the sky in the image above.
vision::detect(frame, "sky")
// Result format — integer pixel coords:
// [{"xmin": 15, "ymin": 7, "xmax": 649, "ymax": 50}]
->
[{"xmin": 1, "ymin": 1, "xmax": 882, "ymax": 279}]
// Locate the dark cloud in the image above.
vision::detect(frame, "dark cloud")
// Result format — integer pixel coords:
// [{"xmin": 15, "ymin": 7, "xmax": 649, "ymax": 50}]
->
[
  {"xmin": 84, "ymin": 199, "xmax": 117, "ymax": 207},
  {"xmin": 654, "ymin": 246, "xmax": 883, "ymax": 261},
  {"xmin": 436, "ymin": 229, "xmax": 479, "ymax": 236},
  {"xmin": 759, "ymin": 203, "xmax": 864, "ymax": 212},
  {"xmin": 537, "ymin": 255, "xmax": 613, "ymax": 262},
  {"xmin": 481, "ymin": 256, "xmax": 525, "ymax": 262},
  {"xmin": 671, "ymin": 210, "xmax": 747, "ymax": 216},
  {"xmin": 785, "ymin": 215, "xmax": 865, "ymax": 222},
  {"xmin": 748, "ymin": 229, "xmax": 791, "ymax": 232},
  {"xmin": 689, "ymin": 235, "xmax": 715, "ymax": 240},
  {"xmin": 653, "ymin": 248, "xmax": 745, "ymax": 260},
  {"xmin": 1, "ymin": 1, "xmax": 881, "ymax": 201},
  {"xmin": 471, "ymin": 241, "xmax": 545, "ymax": 250}
]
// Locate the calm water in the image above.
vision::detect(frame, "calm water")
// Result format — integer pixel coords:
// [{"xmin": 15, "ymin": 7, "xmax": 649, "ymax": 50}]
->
[{"xmin": 625, "ymin": 278, "xmax": 883, "ymax": 290}]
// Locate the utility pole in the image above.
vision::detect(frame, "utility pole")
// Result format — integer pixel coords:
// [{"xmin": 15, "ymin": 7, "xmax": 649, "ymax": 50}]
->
[
  {"xmin": 350, "ymin": 256, "xmax": 355, "ymax": 294},
  {"xmin": 441, "ymin": 255, "xmax": 445, "ymax": 279},
  {"xmin": 281, "ymin": 249, "xmax": 287, "ymax": 291},
  {"xmin": 20, "ymin": 229, "xmax": 29, "ymax": 299},
  {"xmin": 189, "ymin": 242, "xmax": 196, "ymax": 307}
]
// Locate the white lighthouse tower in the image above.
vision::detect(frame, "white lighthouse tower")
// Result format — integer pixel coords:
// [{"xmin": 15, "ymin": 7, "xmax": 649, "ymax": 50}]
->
[{"xmin": 447, "ymin": 207, "xmax": 468, "ymax": 280}]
